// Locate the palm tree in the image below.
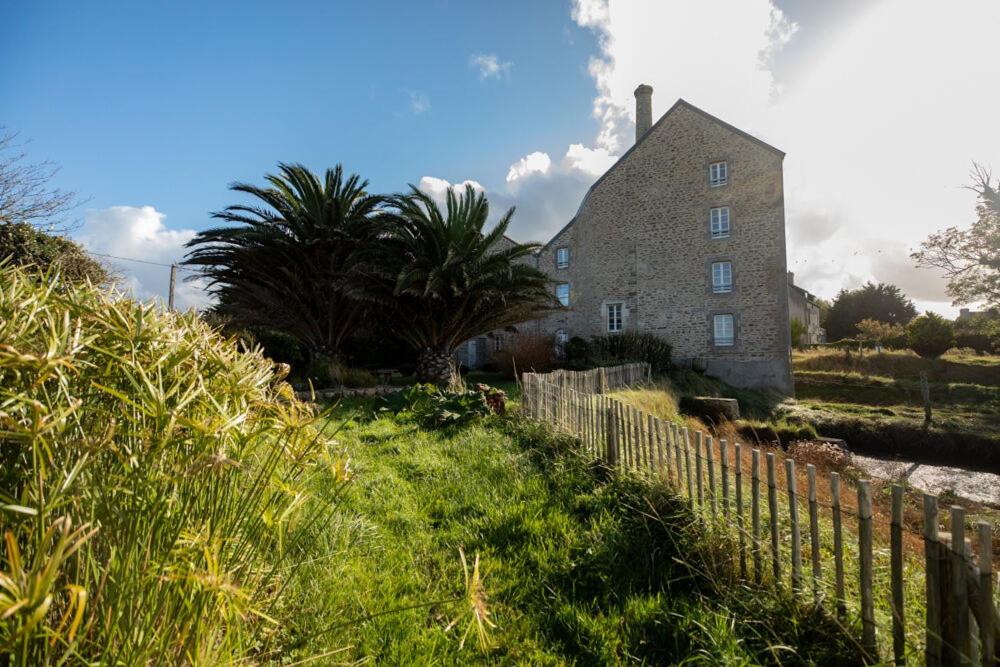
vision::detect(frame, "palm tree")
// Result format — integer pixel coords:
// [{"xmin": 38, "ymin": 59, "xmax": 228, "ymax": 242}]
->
[
  {"xmin": 183, "ymin": 163, "xmax": 384, "ymax": 363},
  {"xmin": 372, "ymin": 184, "xmax": 555, "ymax": 384}
]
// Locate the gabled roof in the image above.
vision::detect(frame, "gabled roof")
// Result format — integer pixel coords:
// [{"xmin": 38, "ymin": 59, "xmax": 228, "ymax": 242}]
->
[{"xmin": 541, "ymin": 98, "xmax": 784, "ymax": 250}]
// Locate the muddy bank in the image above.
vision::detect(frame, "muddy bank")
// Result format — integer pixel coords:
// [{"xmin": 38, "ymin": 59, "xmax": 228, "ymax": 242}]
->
[{"xmin": 852, "ymin": 453, "xmax": 1000, "ymax": 507}]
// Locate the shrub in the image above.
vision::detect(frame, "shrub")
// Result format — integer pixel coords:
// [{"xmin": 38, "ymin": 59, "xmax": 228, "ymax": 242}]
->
[
  {"xmin": 584, "ymin": 332, "xmax": 672, "ymax": 373},
  {"xmin": 495, "ymin": 333, "xmax": 555, "ymax": 378},
  {"xmin": 380, "ymin": 383, "xmax": 504, "ymax": 427},
  {"xmin": 907, "ymin": 312, "xmax": 955, "ymax": 358},
  {"xmin": 0, "ymin": 222, "xmax": 108, "ymax": 284},
  {"xmin": 0, "ymin": 265, "xmax": 346, "ymax": 664},
  {"xmin": 308, "ymin": 356, "xmax": 378, "ymax": 388},
  {"xmin": 790, "ymin": 317, "xmax": 806, "ymax": 349},
  {"xmin": 954, "ymin": 332, "xmax": 995, "ymax": 354}
]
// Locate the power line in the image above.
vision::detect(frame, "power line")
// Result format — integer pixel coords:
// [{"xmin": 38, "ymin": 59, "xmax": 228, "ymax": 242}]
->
[{"xmin": 86, "ymin": 250, "xmax": 200, "ymax": 273}]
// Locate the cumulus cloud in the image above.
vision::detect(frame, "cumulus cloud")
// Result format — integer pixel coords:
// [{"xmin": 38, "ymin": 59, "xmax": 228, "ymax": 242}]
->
[
  {"xmin": 416, "ymin": 176, "xmax": 485, "ymax": 207},
  {"xmin": 76, "ymin": 206, "xmax": 211, "ymax": 311},
  {"xmin": 469, "ymin": 53, "xmax": 513, "ymax": 80}
]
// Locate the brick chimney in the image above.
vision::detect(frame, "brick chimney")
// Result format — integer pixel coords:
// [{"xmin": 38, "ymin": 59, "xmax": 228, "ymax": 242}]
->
[{"xmin": 634, "ymin": 84, "xmax": 653, "ymax": 142}]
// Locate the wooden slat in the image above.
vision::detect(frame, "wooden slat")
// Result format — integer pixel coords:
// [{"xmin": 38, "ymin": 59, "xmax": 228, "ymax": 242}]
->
[
  {"xmin": 720, "ymin": 439, "xmax": 730, "ymax": 521},
  {"xmin": 684, "ymin": 428, "xmax": 693, "ymax": 504},
  {"xmin": 696, "ymin": 431, "xmax": 705, "ymax": 511},
  {"xmin": 706, "ymin": 435, "xmax": 717, "ymax": 519},
  {"xmin": 858, "ymin": 480, "xmax": 877, "ymax": 662},
  {"xmin": 977, "ymin": 521, "xmax": 994, "ymax": 667},
  {"xmin": 752, "ymin": 448, "xmax": 762, "ymax": 584},
  {"xmin": 831, "ymin": 472, "xmax": 846, "ymax": 617},
  {"xmin": 786, "ymin": 458, "xmax": 802, "ymax": 595},
  {"xmin": 767, "ymin": 452, "xmax": 780, "ymax": 585},
  {"xmin": 807, "ymin": 464, "xmax": 821, "ymax": 602},
  {"xmin": 950, "ymin": 505, "xmax": 970, "ymax": 663},
  {"xmin": 735, "ymin": 442, "xmax": 747, "ymax": 579},
  {"xmin": 924, "ymin": 494, "xmax": 942, "ymax": 667},
  {"xmin": 891, "ymin": 485, "xmax": 905, "ymax": 665}
]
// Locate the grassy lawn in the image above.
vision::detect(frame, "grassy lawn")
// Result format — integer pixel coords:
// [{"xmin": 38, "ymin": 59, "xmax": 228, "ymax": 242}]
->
[{"xmin": 279, "ymin": 398, "xmax": 860, "ymax": 664}]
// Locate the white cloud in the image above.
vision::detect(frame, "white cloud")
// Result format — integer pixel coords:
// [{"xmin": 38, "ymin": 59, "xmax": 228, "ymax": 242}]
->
[
  {"xmin": 76, "ymin": 206, "xmax": 211, "ymax": 311},
  {"xmin": 408, "ymin": 90, "xmax": 430, "ymax": 114},
  {"xmin": 416, "ymin": 176, "xmax": 485, "ymax": 208},
  {"xmin": 469, "ymin": 53, "xmax": 513, "ymax": 80},
  {"xmin": 505, "ymin": 151, "xmax": 552, "ymax": 183}
]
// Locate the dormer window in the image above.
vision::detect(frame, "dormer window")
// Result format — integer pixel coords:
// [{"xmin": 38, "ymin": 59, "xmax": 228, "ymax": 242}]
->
[
  {"xmin": 709, "ymin": 161, "xmax": 728, "ymax": 187},
  {"xmin": 556, "ymin": 247, "xmax": 570, "ymax": 269}
]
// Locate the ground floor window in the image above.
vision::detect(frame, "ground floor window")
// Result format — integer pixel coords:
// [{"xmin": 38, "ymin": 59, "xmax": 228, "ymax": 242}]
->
[
  {"xmin": 713, "ymin": 313, "xmax": 735, "ymax": 346},
  {"xmin": 607, "ymin": 302, "xmax": 623, "ymax": 332},
  {"xmin": 493, "ymin": 334, "xmax": 503, "ymax": 352},
  {"xmin": 557, "ymin": 283, "xmax": 570, "ymax": 307}
]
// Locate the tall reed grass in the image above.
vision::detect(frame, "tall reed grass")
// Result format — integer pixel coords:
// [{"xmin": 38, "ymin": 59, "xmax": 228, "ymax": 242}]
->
[{"xmin": 0, "ymin": 266, "xmax": 349, "ymax": 664}]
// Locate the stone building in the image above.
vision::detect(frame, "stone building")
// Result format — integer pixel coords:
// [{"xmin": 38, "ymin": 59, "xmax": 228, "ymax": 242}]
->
[
  {"xmin": 458, "ymin": 84, "xmax": 793, "ymax": 393},
  {"xmin": 787, "ymin": 272, "xmax": 826, "ymax": 345}
]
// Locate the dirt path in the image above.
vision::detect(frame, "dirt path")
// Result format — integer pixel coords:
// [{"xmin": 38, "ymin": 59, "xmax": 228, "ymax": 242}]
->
[{"xmin": 852, "ymin": 454, "xmax": 1000, "ymax": 507}]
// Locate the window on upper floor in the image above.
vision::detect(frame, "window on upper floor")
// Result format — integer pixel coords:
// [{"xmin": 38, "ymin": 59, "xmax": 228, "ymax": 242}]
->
[
  {"xmin": 712, "ymin": 261, "xmax": 733, "ymax": 293},
  {"xmin": 710, "ymin": 206, "xmax": 730, "ymax": 239},
  {"xmin": 493, "ymin": 334, "xmax": 503, "ymax": 352},
  {"xmin": 557, "ymin": 283, "xmax": 570, "ymax": 307},
  {"xmin": 713, "ymin": 313, "xmax": 735, "ymax": 346},
  {"xmin": 709, "ymin": 161, "xmax": 728, "ymax": 187},
  {"xmin": 607, "ymin": 302, "xmax": 623, "ymax": 332},
  {"xmin": 556, "ymin": 247, "xmax": 570, "ymax": 269}
]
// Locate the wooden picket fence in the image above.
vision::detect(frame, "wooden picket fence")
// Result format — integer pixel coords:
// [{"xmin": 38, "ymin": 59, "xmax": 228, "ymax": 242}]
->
[
  {"xmin": 521, "ymin": 366, "xmax": 999, "ymax": 666},
  {"xmin": 524, "ymin": 362, "xmax": 650, "ymax": 395}
]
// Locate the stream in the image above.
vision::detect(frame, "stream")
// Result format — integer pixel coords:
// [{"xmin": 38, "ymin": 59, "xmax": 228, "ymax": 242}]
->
[{"xmin": 851, "ymin": 454, "xmax": 1000, "ymax": 507}]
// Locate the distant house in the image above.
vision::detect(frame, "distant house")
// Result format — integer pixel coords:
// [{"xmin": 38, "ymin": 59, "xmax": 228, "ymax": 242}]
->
[
  {"xmin": 458, "ymin": 84, "xmax": 794, "ymax": 393},
  {"xmin": 787, "ymin": 272, "xmax": 826, "ymax": 345}
]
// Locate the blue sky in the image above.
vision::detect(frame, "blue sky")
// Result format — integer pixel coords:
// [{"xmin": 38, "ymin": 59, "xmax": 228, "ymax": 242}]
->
[
  {"xmin": 4, "ymin": 1, "xmax": 999, "ymax": 315},
  {"xmin": 2, "ymin": 1, "xmax": 596, "ymax": 229}
]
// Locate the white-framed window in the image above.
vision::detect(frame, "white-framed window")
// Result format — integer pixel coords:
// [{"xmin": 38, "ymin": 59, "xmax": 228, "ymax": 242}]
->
[
  {"xmin": 709, "ymin": 161, "xmax": 728, "ymax": 187},
  {"xmin": 607, "ymin": 302, "xmax": 623, "ymax": 332},
  {"xmin": 710, "ymin": 206, "xmax": 730, "ymax": 239},
  {"xmin": 712, "ymin": 261, "xmax": 733, "ymax": 293},
  {"xmin": 713, "ymin": 314, "xmax": 735, "ymax": 346},
  {"xmin": 556, "ymin": 247, "xmax": 570, "ymax": 269},
  {"xmin": 556, "ymin": 283, "xmax": 570, "ymax": 307},
  {"xmin": 555, "ymin": 329, "xmax": 569, "ymax": 346}
]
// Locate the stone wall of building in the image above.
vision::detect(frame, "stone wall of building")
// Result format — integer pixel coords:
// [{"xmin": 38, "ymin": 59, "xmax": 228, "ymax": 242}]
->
[{"xmin": 534, "ymin": 100, "xmax": 792, "ymax": 393}]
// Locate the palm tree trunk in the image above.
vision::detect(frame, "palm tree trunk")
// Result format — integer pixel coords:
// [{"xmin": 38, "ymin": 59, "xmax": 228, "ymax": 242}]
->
[{"xmin": 415, "ymin": 347, "xmax": 455, "ymax": 386}]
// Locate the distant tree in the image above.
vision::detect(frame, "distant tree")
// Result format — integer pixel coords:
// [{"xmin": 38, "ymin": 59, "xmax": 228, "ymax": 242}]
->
[
  {"xmin": 789, "ymin": 317, "xmax": 807, "ymax": 349},
  {"xmin": 855, "ymin": 318, "xmax": 906, "ymax": 348},
  {"xmin": 0, "ymin": 130, "xmax": 80, "ymax": 231},
  {"xmin": 825, "ymin": 282, "xmax": 917, "ymax": 341},
  {"xmin": 0, "ymin": 221, "xmax": 107, "ymax": 283},
  {"xmin": 368, "ymin": 185, "xmax": 555, "ymax": 385},
  {"xmin": 907, "ymin": 312, "xmax": 955, "ymax": 358},
  {"xmin": 183, "ymin": 163, "xmax": 385, "ymax": 364},
  {"xmin": 913, "ymin": 164, "xmax": 1000, "ymax": 307}
]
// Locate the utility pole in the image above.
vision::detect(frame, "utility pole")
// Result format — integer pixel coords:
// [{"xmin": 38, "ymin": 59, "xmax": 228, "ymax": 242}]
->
[{"xmin": 168, "ymin": 263, "xmax": 177, "ymax": 312}]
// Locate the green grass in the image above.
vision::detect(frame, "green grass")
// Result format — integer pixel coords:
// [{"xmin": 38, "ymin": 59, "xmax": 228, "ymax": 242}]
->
[
  {"xmin": 279, "ymin": 400, "xmax": 863, "ymax": 664},
  {"xmin": 789, "ymin": 350, "xmax": 1000, "ymax": 468}
]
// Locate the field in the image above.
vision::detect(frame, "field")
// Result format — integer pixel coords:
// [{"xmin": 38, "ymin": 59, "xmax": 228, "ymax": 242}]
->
[
  {"xmin": 787, "ymin": 349, "xmax": 1000, "ymax": 469},
  {"xmin": 282, "ymin": 397, "xmax": 862, "ymax": 664}
]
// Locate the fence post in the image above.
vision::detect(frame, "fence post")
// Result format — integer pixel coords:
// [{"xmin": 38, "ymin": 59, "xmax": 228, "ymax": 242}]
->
[
  {"xmin": 832, "ymin": 472, "xmax": 846, "ymax": 617},
  {"xmin": 752, "ymin": 449, "xmax": 762, "ymax": 584},
  {"xmin": 720, "ymin": 439, "xmax": 730, "ymax": 522},
  {"xmin": 925, "ymin": 494, "xmax": 943, "ymax": 667},
  {"xmin": 807, "ymin": 464, "xmax": 821, "ymax": 603},
  {"xmin": 767, "ymin": 453, "xmax": 781, "ymax": 585},
  {"xmin": 858, "ymin": 480, "xmax": 878, "ymax": 662},
  {"xmin": 977, "ymin": 522, "xmax": 994, "ymax": 667},
  {"xmin": 950, "ymin": 505, "xmax": 970, "ymax": 664},
  {"xmin": 891, "ymin": 485, "xmax": 906, "ymax": 666},
  {"xmin": 674, "ymin": 424, "xmax": 683, "ymax": 489},
  {"xmin": 786, "ymin": 458, "xmax": 802, "ymax": 595},
  {"xmin": 706, "ymin": 435, "xmax": 717, "ymax": 519},
  {"xmin": 648, "ymin": 414, "xmax": 660, "ymax": 477},
  {"xmin": 695, "ymin": 432, "xmax": 705, "ymax": 511},
  {"xmin": 605, "ymin": 401, "xmax": 618, "ymax": 467},
  {"xmin": 735, "ymin": 442, "xmax": 746, "ymax": 579},
  {"xmin": 684, "ymin": 428, "xmax": 693, "ymax": 505}
]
